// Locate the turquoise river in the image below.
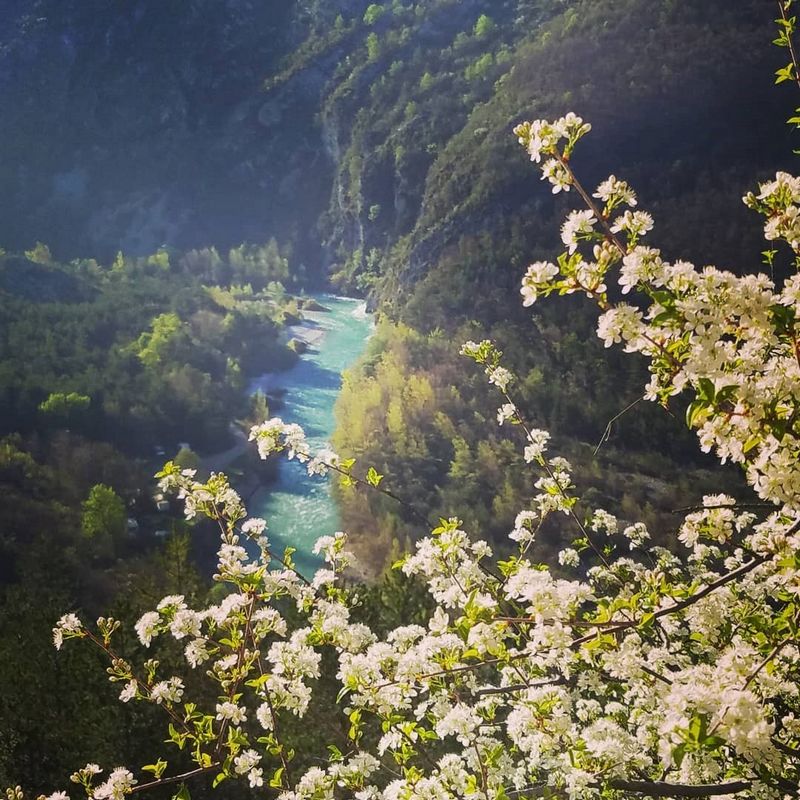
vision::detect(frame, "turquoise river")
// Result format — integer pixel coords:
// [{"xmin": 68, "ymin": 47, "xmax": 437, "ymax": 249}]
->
[{"xmin": 247, "ymin": 295, "xmax": 373, "ymax": 577}]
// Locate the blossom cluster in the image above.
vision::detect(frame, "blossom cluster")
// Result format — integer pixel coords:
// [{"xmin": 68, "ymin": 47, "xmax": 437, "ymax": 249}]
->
[
  {"xmin": 42, "ymin": 413, "xmax": 800, "ymax": 800},
  {"xmin": 516, "ymin": 115, "xmax": 800, "ymax": 514}
]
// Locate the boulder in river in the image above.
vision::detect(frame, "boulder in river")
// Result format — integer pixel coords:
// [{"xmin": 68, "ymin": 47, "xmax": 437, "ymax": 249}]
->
[
  {"xmin": 300, "ymin": 298, "xmax": 330, "ymax": 312},
  {"xmin": 288, "ymin": 337, "xmax": 308, "ymax": 354},
  {"xmin": 283, "ymin": 311, "xmax": 302, "ymax": 325}
]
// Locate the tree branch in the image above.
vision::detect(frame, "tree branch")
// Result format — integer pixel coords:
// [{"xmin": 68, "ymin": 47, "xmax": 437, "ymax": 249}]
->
[
  {"xmin": 571, "ymin": 554, "xmax": 769, "ymax": 646},
  {"xmin": 606, "ymin": 778, "xmax": 751, "ymax": 797},
  {"xmin": 129, "ymin": 764, "xmax": 220, "ymax": 795},
  {"xmin": 670, "ymin": 502, "xmax": 773, "ymax": 514},
  {"xmin": 507, "ymin": 779, "xmax": 754, "ymax": 798}
]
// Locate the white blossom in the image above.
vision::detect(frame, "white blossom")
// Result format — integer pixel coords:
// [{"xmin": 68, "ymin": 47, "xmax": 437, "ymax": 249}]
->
[
  {"xmin": 134, "ymin": 611, "xmax": 160, "ymax": 647},
  {"xmin": 92, "ymin": 768, "xmax": 136, "ymax": 800},
  {"xmin": 215, "ymin": 701, "xmax": 247, "ymax": 724},
  {"xmin": 561, "ymin": 209, "xmax": 597, "ymax": 254},
  {"xmin": 52, "ymin": 613, "xmax": 82, "ymax": 651}
]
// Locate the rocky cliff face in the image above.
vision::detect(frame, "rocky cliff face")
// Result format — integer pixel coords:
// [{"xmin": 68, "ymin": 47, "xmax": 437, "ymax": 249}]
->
[
  {"xmin": 0, "ymin": 0, "xmax": 335, "ymax": 271},
  {"xmin": 0, "ymin": 0, "xmax": 794, "ymax": 300},
  {"xmin": 314, "ymin": 0, "xmax": 795, "ymax": 311}
]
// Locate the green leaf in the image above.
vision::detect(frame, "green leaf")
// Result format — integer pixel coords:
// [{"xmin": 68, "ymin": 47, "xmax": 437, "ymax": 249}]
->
[
  {"xmin": 366, "ymin": 466, "xmax": 384, "ymax": 487},
  {"xmin": 697, "ymin": 378, "xmax": 715, "ymax": 403},
  {"xmin": 336, "ymin": 685, "xmax": 351, "ymax": 703},
  {"xmin": 142, "ymin": 759, "xmax": 168, "ymax": 778},
  {"xmin": 269, "ymin": 767, "xmax": 285, "ymax": 789},
  {"xmin": 743, "ymin": 435, "xmax": 761, "ymax": 454},
  {"xmin": 327, "ymin": 745, "xmax": 344, "ymax": 761},
  {"xmin": 688, "ymin": 713, "xmax": 706, "ymax": 742},
  {"xmin": 348, "ymin": 708, "xmax": 363, "ymax": 742},
  {"xmin": 639, "ymin": 612, "xmax": 655, "ymax": 630},
  {"xmin": 167, "ymin": 723, "xmax": 187, "ymax": 749},
  {"xmin": 686, "ymin": 399, "xmax": 706, "ymax": 428},
  {"xmin": 172, "ymin": 785, "xmax": 191, "ymax": 800}
]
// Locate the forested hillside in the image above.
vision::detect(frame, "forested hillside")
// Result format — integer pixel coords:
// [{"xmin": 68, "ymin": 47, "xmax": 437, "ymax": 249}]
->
[
  {"xmin": 0, "ymin": 237, "xmax": 311, "ymax": 789},
  {"xmin": 0, "ymin": 243, "xmax": 301, "ymax": 450}
]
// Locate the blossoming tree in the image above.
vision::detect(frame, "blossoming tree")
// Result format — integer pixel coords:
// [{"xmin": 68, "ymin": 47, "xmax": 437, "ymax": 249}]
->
[{"xmin": 10, "ymin": 16, "xmax": 800, "ymax": 799}]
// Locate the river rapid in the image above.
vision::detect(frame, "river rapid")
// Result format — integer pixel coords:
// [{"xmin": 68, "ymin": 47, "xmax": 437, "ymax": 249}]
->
[{"xmin": 247, "ymin": 295, "xmax": 373, "ymax": 577}]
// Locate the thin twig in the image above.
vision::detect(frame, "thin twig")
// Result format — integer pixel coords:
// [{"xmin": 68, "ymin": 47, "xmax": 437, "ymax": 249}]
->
[
  {"xmin": 506, "ymin": 778, "xmax": 753, "ymax": 799},
  {"xmin": 555, "ymin": 152, "xmax": 627, "ymax": 258},
  {"xmin": 473, "ymin": 676, "xmax": 565, "ymax": 697},
  {"xmin": 554, "ymin": 153, "xmax": 684, "ymax": 372},
  {"xmin": 670, "ymin": 502, "xmax": 773, "ymax": 514},
  {"xmin": 605, "ymin": 778, "xmax": 752, "ymax": 797},
  {"xmin": 744, "ymin": 637, "xmax": 794, "ymax": 689},
  {"xmin": 326, "ymin": 461, "xmax": 434, "ymax": 528},
  {"xmin": 641, "ymin": 664, "xmax": 672, "ymax": 686},
  {"xmin": 502, "ymin": 387, "xmax": 615, "ymax": 572},
  {"xmin": 372, "ymin": 555, "xmax": 774, "ymax": 696},
  {"xmin": 129, "ymin": 763, "xmax": 220, "ymax": 794},
  {"xmin": 214, "ymin": 592, "xmax": 258, "ymax": 758},
  {"xmin": 571, "ymin": 553, "xmax": 768, "ymax": 647},
  {"xmin": 778, "ymin": 0, "xmax": 800, "ymax": 93},
  {"xmin": 84, "ymin": 632, "xmax": 193, "ymax": 737},
  {"xmin": 594, "ymin": 397, "xmax": 643, "ymax": 455}
]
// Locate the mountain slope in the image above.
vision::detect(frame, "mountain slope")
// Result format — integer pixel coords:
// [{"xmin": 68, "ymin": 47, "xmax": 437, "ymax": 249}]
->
[{"xmin": 0, "ymin": 0, "xmax": 328, "ymax": 266}]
